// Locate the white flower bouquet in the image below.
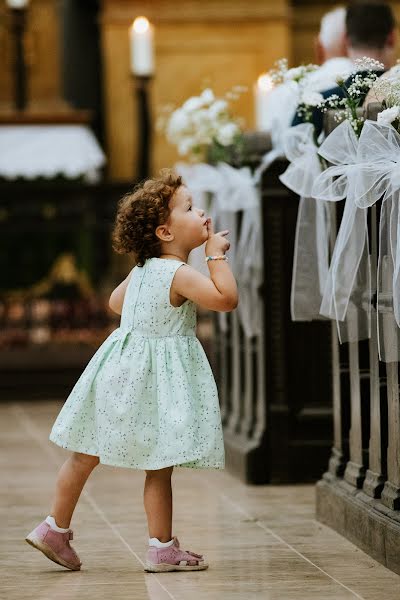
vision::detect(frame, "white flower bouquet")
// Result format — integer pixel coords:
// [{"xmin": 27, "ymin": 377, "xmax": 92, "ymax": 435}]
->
[
  {"xmin": 268, "ymin": 58, "xmax": 319, "ymax": 86},
  {"xmin": 159, "ymin": 87, "xmax": 246, "ymax": 162},
  {"xmin": 268, "ymin": 58, "xmax": 323, "ymax": 125},
  {"xmin": 317, "ymin": 57, "xmax": 384, "ymax": 136}
]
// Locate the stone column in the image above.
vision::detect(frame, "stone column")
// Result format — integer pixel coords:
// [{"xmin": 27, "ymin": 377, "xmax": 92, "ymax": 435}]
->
[
  {"xmin": 363, "ymin": 205, "xmax": 385, "ymax": 497},
  {"xmin": 380, "ymin": 363, "xmax": 400, "ymax": 510},
  {"xmin": 343, "ymin": 340, "xmax": 366, "ymax": 488},
  {"xmin": 325, "ymin": 203, "xmax": 347, "ymax": 479}
]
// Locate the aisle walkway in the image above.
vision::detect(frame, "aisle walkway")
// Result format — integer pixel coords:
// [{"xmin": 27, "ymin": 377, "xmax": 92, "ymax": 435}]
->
[{"xmin": 2, "ymin": 400, "xmax": 400, "ymax": 600}]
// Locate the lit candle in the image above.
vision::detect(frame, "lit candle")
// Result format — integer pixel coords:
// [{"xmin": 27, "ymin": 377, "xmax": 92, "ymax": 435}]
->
[
  {"xmin": 6, "ymin": 0, "xmax": 29, "ymax": 7},
  {"xmin": 130, "ymin": 16, "xmax": 154, "ymax": 76},
  {"xmin": 254, "ymin": 73, "xmax": 274, "ymax": 131}
]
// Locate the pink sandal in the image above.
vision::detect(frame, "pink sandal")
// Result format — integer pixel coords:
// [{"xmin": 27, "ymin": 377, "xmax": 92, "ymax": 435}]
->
[
  {"xmin": 145, "ymin": 537, "xmax": 208, "ymax": 572},
  {"xmin": 25, "ymin": 520, "xmax": 82, "ymax": 571}
]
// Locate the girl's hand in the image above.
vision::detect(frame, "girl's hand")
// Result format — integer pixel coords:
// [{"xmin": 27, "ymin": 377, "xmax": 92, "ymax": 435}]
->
[{"xmin": 205, "ymin": 218, "xmax": 230, "ymax": 256}]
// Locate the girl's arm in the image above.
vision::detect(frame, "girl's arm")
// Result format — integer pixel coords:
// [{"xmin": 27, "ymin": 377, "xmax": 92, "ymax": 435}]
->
[
  {"xmin": 173, "ymin": 264, "xmax": 238, "ymax": 312},
  {"xmin": 173, "ymin": 222, "xmax": 238, "ymax": 312},
  {"xmin": 108, "ymin": 271, "xmax": 133, "ymax": 315}
]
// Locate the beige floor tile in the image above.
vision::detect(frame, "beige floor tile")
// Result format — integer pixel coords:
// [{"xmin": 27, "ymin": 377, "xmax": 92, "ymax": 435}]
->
[{"xmin": 2, "ymin": 400, "xmax": 400, "ymax": 600}]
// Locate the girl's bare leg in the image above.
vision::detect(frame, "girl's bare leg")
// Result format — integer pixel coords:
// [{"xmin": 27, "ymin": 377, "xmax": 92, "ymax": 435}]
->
[
  {"xmin": 144, "ymin": 467, "xmax": 174, "ymax": 542},
  {"xmin": 49, "ymin": 452, "xmax": 100, "ymax": 528}
]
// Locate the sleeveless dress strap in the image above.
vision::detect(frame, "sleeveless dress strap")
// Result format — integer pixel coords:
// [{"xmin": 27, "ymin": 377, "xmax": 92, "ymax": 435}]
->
[{"xmin": 157, "ymin": 260, "xmax": 186, "ymax": 307}]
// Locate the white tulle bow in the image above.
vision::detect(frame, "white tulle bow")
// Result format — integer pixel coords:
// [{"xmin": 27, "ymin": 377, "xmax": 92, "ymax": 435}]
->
[
  {"xmin": 354, "ymin": 120, "xmax": 400, "ymax": 210},
  {"xmin": 312, "ymin": 120, "xmax": 371, "ymax": 343},
  {"xmin": 279, "ymin": 124, "xmax": 331, "ymax": 320},
  {"xmin": 351, "ymin": 120, "xmax": 400, "ymax": 360},
  {"xmin": 280, "ymin": 124, "xmax": 322, "ymax": 197}
]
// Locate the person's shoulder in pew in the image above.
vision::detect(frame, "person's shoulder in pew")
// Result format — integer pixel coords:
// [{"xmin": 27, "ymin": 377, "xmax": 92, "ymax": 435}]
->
[{"xmin": 291, "ymin": 83, "xmax": 346, "ymax": 136}]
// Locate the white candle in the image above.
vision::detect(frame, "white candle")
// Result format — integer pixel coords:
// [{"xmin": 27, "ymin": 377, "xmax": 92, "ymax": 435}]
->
[
  {"xmin": 254, "ymin": 73, "xmax": 274, "ymax": 131},
  {"xmin": 6, "ymin": 0, "xmax": 29, "ymax": 8},
  {"xmin": 130, "ymin": 16, "xmax": 154, "ymax": 76}
]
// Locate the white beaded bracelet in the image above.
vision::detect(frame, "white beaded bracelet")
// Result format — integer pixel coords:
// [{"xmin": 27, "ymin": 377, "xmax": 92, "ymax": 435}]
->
[{"xmin": 205, "ymin": 255, "xmax": 228, "ymax": 262}]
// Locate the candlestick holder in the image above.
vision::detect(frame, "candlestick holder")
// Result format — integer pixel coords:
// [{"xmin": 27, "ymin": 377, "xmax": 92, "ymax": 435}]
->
[
  {"xmin": 10, "ymin": 6, "xmax": 28, "ymax": 111},
  {"xmin": 133, "ymin": 75, "xmax": 152, "ymax": 181}
]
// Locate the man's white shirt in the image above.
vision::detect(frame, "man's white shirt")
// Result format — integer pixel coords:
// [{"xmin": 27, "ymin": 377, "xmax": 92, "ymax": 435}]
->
[{"xmin": 263, "ymin": 57, "xmax": 354, "ymax": 149}]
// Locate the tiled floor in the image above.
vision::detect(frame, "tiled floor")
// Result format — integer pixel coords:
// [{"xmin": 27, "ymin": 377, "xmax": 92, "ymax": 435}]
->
[{"xmin": 2, "ymin": 400, "xmax": 400, "ymax": 600}]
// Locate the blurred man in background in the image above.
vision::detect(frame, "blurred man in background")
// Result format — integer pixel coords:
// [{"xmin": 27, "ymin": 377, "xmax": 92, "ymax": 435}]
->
[
  {"xmin": 292, "ymin": 1, "xmax": 396, "ymax": 135},
  {"xmin": 264, "ymin": 6, "xmax": 353, "ymax": 148}
]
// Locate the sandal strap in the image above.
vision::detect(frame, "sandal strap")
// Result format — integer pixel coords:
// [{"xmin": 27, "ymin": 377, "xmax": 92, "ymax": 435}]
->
[
  {"xmin": 186, "ymin": 550, "xmax": 203, "ymax": 559},
  {"xmin": 173, "ymin": 537, "xmax": 203, "ymax": 560}
]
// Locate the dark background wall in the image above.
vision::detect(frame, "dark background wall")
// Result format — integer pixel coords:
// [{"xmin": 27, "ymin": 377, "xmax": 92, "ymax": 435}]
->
[{"xmin": 59, "ymin": 0, "xmax": 104, "ymax": 143}]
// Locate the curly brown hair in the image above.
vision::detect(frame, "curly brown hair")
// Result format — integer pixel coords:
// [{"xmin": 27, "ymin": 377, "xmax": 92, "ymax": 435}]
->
[{"xmin": 112, "ymin": 169, "xmax": 183, "ymax": 266}]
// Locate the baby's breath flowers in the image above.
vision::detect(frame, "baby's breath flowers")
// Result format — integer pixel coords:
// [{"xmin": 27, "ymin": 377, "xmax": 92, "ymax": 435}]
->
[
  {"xmin": 372, "ymin": 77, "xmax": 400, "ymax": 106},
  {"xmin": 268, "ymin": 58, "xmax": 321, "ymax": 125},
  {"xmin": 317, "ymin": 59, "xmax": 383, "ymax": 136},
  {"xmin": 296, "ymin": 90, "xmax": 325, "ymax": 123},
  {"xmin": 363, "ymin": 60, "xmax": 400, "ymax": 132},
  {"xmin": 268, "ymin": 58, "xmax": 319, "ymax": 86},
  {"xmin": 353, "ymin": 57, "xmax": 385, "ymax": 72}
]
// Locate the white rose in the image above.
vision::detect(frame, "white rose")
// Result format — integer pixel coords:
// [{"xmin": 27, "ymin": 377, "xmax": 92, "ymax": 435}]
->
[
  {"xmin": 284, "ymin": 67, "xmax": 304, "ymax": 82},
  {"xmin": 166, "ymin": 109, "xmax": 191, "ymax": 143},
  {"xmin": 216, "ymin": 122, "xmax": 239, "ymax": 146},
  {"xmin": 191, "ymin": 108, "xmax": 209, "ymax": 127},
  {"xmin": 208, "ymin": 99, "xmax": 228, "ymax": 119},
  {"xmin": 190, "ymin": 111, "xmax": 213, "ymax": 145},
  {"xmin": 301, "ymin": 91, "xmax": 324, "ymax": 107},
  {"xmin": 177, "ymin": 137, "xmax": 195, "ymax": 156},
  {"xmin": 196, "ymin": 128, "xmax": 213, "ymax": 145},
  {"xmin": 200, "ymin": 88, "xmax": 215, "ymax": 104},
  {"xmin": 377, "ymin": 106, "xmax": 400, "ymax": 126},
  {"xmin": 182, "ymin": 96, "xmax": 204, "ymax": 112}
]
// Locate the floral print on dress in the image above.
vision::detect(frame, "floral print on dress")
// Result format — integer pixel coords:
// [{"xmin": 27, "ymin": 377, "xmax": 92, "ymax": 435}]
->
[{"xmin": 49, "ymin": 258, "xmax": 225, "ymax": 470}]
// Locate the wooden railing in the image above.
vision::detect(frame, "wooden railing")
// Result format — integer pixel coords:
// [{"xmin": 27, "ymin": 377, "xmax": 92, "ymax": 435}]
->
[
  {"xmin": 316, "ymin": 104, "xmax": 400, "ymax": 575},
  {"xmin": 211, "ymin": 143, "xmax": 333, "ymax": 484}
]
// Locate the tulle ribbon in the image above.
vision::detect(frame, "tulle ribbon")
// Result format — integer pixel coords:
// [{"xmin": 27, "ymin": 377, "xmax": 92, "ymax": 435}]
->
[
  {"xmin": 176, "ymin": 162, "xmax": 262, "ymax": 337},
  {"xmin": 350, "ymin": 120, "xmax": 400, "ymax": 361},
  {"xmin": 313, "ymin": 119, "xmax": 400, "ymax": 357},
  {"xmin": 312, "ymin": 120, "xmax": 371, "ymax": 344},
  {"xmin": 216, "ymin": 164, "xmax": 263, "ymax": 338},
  {"xmin": 279, "ymin": 123, "xmax": 331, "ymax": 320}
]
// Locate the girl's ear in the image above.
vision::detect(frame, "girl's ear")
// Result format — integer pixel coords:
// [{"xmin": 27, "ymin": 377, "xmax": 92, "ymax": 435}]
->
[{"xmin": 155, "ymin": 224, "xmax": 174, "ymax": 242}]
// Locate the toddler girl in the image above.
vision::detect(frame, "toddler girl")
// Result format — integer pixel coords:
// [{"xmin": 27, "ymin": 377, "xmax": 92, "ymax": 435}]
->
[{"xmin": 25, "ymin": 169, "xmax": 238, "ymax": 573}]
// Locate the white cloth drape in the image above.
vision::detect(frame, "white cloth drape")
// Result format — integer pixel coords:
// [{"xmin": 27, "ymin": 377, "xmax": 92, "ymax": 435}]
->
[
  {"xmin": 176, "ymin": 162, "xmax": 262, "ymax": 337},
  {"xmin": 312, "ymin": 120, "xmax": 371, "ymax": 343},
  {"xmin": 279, "ymin": 123, "xmax": 331, "ymax": 321},
  {"xmin": 0, "ymin": 125, "xmax": 106, "ymax": 182},
  {"xmin": 175, "ymin": 163, "xmax": 223, "ymax": 277}
]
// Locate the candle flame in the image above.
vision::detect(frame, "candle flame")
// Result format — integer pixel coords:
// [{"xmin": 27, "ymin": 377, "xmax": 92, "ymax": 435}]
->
[
  {"xmin": 257, "ymin": 74, "xmax": 274, "ymax": 92},
  {"xmin": 133, "ymin": 16, "xmax": 150, "ymax": 34}
]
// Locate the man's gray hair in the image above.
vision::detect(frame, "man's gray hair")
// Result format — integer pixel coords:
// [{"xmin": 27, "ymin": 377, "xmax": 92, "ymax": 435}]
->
[{"xmin": 319, "ymin": 6, "xmax": 346, "ymax": 50}]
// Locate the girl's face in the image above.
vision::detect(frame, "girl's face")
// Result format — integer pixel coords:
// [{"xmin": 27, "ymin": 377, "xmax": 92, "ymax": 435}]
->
[{"xmin": 167, "ymin": 186, "xmax": 209, "ymax": 249}]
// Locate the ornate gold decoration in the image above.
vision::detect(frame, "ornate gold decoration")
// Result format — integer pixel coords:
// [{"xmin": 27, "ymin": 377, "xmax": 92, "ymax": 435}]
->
[{"xmin": 4, "ymin": 253, "xmax": 94, "ymax": 300}]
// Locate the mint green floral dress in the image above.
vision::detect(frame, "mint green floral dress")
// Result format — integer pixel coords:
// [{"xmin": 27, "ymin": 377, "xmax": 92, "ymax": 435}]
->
[{"xmin": 49, "ymin": 258, "xmax": 225, "ymax": 470}]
